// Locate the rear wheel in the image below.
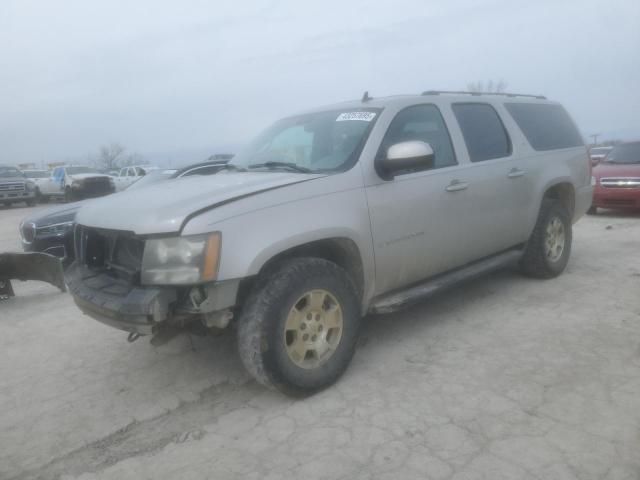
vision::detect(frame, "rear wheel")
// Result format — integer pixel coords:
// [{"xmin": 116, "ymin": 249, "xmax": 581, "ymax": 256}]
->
[
  {"xmin": 237, "ymin": 257, "xmax": 361, "ymax": 396},
  {"xmin": 520, "ymin": 199, "xmax": 572, "ymax": 278}
]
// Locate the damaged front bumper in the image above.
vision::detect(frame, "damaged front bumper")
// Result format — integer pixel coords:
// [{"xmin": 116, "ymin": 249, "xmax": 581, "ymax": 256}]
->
[
  {"xmin": 0, "ymin": 252, "xmax": 66, "ymax": 297},
  {"xmin": 65, "ymin": 262, "xmax": 177, "ymax": 335}
]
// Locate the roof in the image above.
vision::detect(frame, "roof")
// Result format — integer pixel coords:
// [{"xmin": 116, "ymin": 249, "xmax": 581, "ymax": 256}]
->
[{"xmin": 299, "ymin": 91, "xmax": 555, "ymax": 116}]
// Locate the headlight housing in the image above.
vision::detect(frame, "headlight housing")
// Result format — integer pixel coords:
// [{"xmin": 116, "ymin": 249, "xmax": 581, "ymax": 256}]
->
[
  {"xmin": 71, "ymin": 178, "xmax": 82, "ymax": 187},
  {"xmin": 141, "ymin": 232, "xmax": 221, "ymax": 285}
]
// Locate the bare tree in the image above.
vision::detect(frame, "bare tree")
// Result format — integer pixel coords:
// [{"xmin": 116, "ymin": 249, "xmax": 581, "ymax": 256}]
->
[
  {"xmin": 97, "ymin": 143, "xmax": 126, "ymax": 170},
  {"xmin": 467, "ymin": 79, "xmax": 508, "ymax": 93}
]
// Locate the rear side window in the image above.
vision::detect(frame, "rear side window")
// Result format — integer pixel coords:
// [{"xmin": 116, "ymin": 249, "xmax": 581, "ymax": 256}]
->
[
  {"xmin": 504, "ymin": 103, "xmax": 583, "ymax": 151},
  {"xmin": 452, "ymin": 103, "xmax": 511, "ymax": 162}
]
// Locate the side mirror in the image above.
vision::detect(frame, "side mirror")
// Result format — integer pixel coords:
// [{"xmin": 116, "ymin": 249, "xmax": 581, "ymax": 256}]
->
[
  {"xmin": 590, "ymin": 157, "xmax": 600, "ymax": 167},
  {"xmin": 379, "ymin": 141, "xmax": 435, "ymax": 179}
]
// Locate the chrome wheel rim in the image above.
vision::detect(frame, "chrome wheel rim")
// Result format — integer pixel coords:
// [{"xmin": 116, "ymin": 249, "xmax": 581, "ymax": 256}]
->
[
  {"xmin": 284, "ymin": 289, "xmax": 343, "ymax": 369},
  {"xmin": 545, "ymin": 217, "xmax": 565, "ymax": 262}
]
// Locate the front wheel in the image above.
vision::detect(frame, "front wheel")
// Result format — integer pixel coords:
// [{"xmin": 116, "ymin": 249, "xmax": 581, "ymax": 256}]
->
[
  {"xmin": 64, "ymin": 187, "xmax": 74, "ymax": 203},
  {"xmin": 237, "ymin": 258, "xmax": 361, "ymax": 396},
  {"xmin": 520, "ymin": 199, "xmax": 572, "ymax": 278},
  {"xmin": 587, "ymin": 206, "xmax": 597, "ymax": 215}
]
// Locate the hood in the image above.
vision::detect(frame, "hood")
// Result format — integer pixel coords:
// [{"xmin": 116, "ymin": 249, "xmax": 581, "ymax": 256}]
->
[
  {"xmin": 76, "ymin": 171, "xmax": 324, "ymax": 235},
  {"xmin": 24, "ymin": 201, "xmax": 86, "ymax": 226},
  {"xmin": 70, "ymin": 173, "xmax": 111, "ymax": 180},
  {"xmin": 593, "ymin": 162, "xmax": 640, "ymax": 178}
]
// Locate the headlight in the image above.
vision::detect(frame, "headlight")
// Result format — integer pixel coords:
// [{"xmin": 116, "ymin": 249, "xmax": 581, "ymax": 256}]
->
[{"xmin": 141, "ymin": 232, "xmax": 221, "ymax": 285}]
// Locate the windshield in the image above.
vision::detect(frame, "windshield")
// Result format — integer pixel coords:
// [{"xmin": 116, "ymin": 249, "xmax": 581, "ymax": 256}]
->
[
  {"xmin": 66, "ymin": 166, "xmax": 100, "ymax": 175},
  {"xmin": 24, "ymin": 170, "xmax": 49, "ymax": 178},
  {"xmin": 605, "ymin": 143, "xmax": 640, "ymax": 164},
  {"xmin": 230, "ymin": 109, "xmax": 380, "ymax": 173},
  {"xmin": 126, "ymin": 169, "xmax": 176, "ymax": 190},
  {"xmin": 0, "ymin": 166, "xmax": 24, "ymax": 178}
]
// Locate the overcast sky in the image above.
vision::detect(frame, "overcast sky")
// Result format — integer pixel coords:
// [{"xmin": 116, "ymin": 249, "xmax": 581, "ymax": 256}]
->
[{"xmin": 1, "ymin": 0, "xmax": 639, "ymax": 167}]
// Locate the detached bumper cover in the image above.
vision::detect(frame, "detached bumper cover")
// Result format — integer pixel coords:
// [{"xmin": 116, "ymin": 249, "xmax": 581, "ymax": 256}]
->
[
  {"xmin": 0, "ymin": 252, "xmax": 65, "ymax": 292},
  {"xmin": 65, "ymin": 262, "xmax": 176, "ymax": 335}
]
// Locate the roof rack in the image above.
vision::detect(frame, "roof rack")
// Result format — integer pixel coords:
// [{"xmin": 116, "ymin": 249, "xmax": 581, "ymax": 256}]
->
[{"xmin": 421, "ymin": 90, "xmax": 546, "ymax": 100}]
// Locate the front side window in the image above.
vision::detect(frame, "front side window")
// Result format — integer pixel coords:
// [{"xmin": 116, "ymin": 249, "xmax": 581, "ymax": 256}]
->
[
  {"xmin": 230, "ymin": 109, "xmax": 380, "ymax": 173},
  {"xmin": 452, "ymin": 103, "xmax": 511, "ymax": 162},
  {"xmin": 504, "ymin": 103, "xmax": 583, "ymax": 151},
  {"xmin": 377, "ymin": 104, "xmax": 457, "ymax": 171}
]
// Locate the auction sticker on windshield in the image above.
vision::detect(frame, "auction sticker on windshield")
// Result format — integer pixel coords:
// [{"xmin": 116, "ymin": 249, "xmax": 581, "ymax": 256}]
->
[{"xmin": 336, "ymin": 112, "xmax": 377, "ymax": 122}]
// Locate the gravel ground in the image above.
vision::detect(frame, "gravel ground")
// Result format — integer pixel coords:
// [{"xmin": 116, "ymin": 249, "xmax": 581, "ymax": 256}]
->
[{"xmin": 1, "ymin": 203, "xmax": 639, "ymax": 480}]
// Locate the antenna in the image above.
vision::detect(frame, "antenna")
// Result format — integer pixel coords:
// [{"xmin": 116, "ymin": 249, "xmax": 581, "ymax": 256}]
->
[{"xmin": 361, "ymin": 91, "xmax": 372, "ymax": 102}]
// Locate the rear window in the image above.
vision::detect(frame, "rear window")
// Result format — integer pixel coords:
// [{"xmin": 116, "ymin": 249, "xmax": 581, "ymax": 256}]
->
[
  {"xmin": 452, "ymin": 103, "xmax": 511, "ymax": 162},
  {"xmin": 505, "ymin": 103, "xmax": 583, "ymax": 151}
]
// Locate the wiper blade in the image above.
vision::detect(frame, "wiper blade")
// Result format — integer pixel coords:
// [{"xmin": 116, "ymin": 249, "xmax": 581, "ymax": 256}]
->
[
  {"xmin": 247, "ymin": 162, "xmax": 312, "ymax": 173},
  {"xmin": 219, "ymin": 163, "xmax": 247, "ymax": 172}
]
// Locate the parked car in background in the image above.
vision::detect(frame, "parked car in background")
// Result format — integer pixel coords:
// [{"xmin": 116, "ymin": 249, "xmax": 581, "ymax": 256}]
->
[
  {"xmin": 19, "ymin": 159, "xmax": 231, "ymax": 264},
  {"xmin": 113, "ymin": 166, "xmax": 156, "ymax": 191},
  {"xmin": 589, "ymin": 146, "xmax": 613, "ymax": 166},
  {"xmin": 63, "ymin": 92, "xmax": 592, "ymax": 395},
  {"xmin": 0, "ymin": 165, "xmax": 36, "ymax": 207},
  {"xmin": 38, "ymin": 165, "xmax": 115, "ymax": 202},
  {"xmin": 591, "ymin": 141, "xmax": 640, "ymax": 213},
  {"xmin": 22, "ymin": 169, "xmax": 50, "ymax": 201}
]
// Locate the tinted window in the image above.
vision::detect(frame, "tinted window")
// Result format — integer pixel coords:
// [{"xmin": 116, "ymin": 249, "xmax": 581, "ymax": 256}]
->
[
  {"xmin": 452, "ymin": 103, "xmax": 511, "ymax": 162},
  {"xmin": 378, "ymin": 104, "xmax": 456, "ymax": 171},
  {"xmin": 605, "ymin": 143, "xmax": 640, "ymax": 164},
  {"xmin": 504, "ymin": 103, "xmax": 583, "ymax": 151},
  {"xmin": 0, "ymin": 166, "xmax": 23, "ymax": 177}
]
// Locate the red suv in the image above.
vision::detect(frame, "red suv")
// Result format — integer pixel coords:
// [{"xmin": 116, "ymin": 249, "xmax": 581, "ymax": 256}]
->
[{"xmin": 591, "ymin": 141, "xmax": 640, "ymax": 213}]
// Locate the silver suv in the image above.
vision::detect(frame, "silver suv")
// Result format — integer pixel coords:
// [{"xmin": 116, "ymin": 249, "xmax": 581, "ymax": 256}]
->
[{"xmin": 65, "ymin": 91, "xmax": 593, "ymax": 395}]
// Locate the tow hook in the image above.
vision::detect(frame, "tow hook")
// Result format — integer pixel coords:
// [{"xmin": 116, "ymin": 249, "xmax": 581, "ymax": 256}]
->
[{"xmin": 127, "ymin": 332, "xmax": 141, "ymax": 343}]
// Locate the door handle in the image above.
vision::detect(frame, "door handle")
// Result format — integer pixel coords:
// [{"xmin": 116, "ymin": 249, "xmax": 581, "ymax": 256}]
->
[
  {"xmin": 507, "ymin": 168, "xmax": 526, "ymax": 179},
  {"xmin": 445, "ymin": 180, "xmax": 469, "ymax": 192}
]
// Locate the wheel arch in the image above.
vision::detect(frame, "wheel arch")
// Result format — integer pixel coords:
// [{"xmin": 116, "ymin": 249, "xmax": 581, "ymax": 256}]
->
[{"xmin": 237, "ymin": 236, "xmax": 366, "ymax": 308}]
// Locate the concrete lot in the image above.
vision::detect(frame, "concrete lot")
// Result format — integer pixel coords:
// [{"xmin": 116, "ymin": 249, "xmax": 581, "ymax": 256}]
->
[{"xmin": 1, "ymin": 203, "xmax": 639, "ymax": 480}]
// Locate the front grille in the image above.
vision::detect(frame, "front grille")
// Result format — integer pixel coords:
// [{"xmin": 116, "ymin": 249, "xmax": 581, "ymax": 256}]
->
[
  {"xmin": 600, "ymin": 177, "xmax": 640, "ymax": 188},
  {"xmin": 75, "ymin": 225, "xmax": 144, "ymax": 283},
  {"xmin": 80, "ymin": 177, "xmax": 112, "ymax": 196},
  {"xmin": 0, "ymin": 182, "xmax": 25, "ymax": 192}
]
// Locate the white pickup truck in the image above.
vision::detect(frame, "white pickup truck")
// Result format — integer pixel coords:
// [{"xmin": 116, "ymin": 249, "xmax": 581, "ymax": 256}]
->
[{"xmin": 113, "ymin": 166, "xmax": 154, "ymax": 191}]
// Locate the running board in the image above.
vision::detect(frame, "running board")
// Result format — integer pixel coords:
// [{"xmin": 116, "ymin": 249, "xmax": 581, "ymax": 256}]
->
[{"xmin": 368, "ymin": 249, "xmax": 523, "ymax": 314}]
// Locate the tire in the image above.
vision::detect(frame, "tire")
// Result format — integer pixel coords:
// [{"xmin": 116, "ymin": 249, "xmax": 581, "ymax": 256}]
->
[
  {"xmin": 26, "ymin": 198, "xmax": 36, "ymax": 207},
  {"xmin": 587, "ymin": 206, "xmax": 597, "ymax": 215},
  {"xmin": 64, "ymin": 187, "xmax": 73, "ymax": 203},
  {"xmin": 3, "ymin": 202, "xmax": 11, "ymax": 208},
  {"xmin": 520, "ymin": 199, "xmax": 572, "ymax": 278},
  {"xmin": 237, "ymin": 257, "xmax": 361, "ymax": 396}
]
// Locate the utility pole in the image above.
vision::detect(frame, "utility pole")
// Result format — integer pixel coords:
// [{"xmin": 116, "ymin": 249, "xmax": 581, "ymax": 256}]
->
[{"xmin": 589, "ymin": 133, "xmax": 600, "ymax": 146}]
